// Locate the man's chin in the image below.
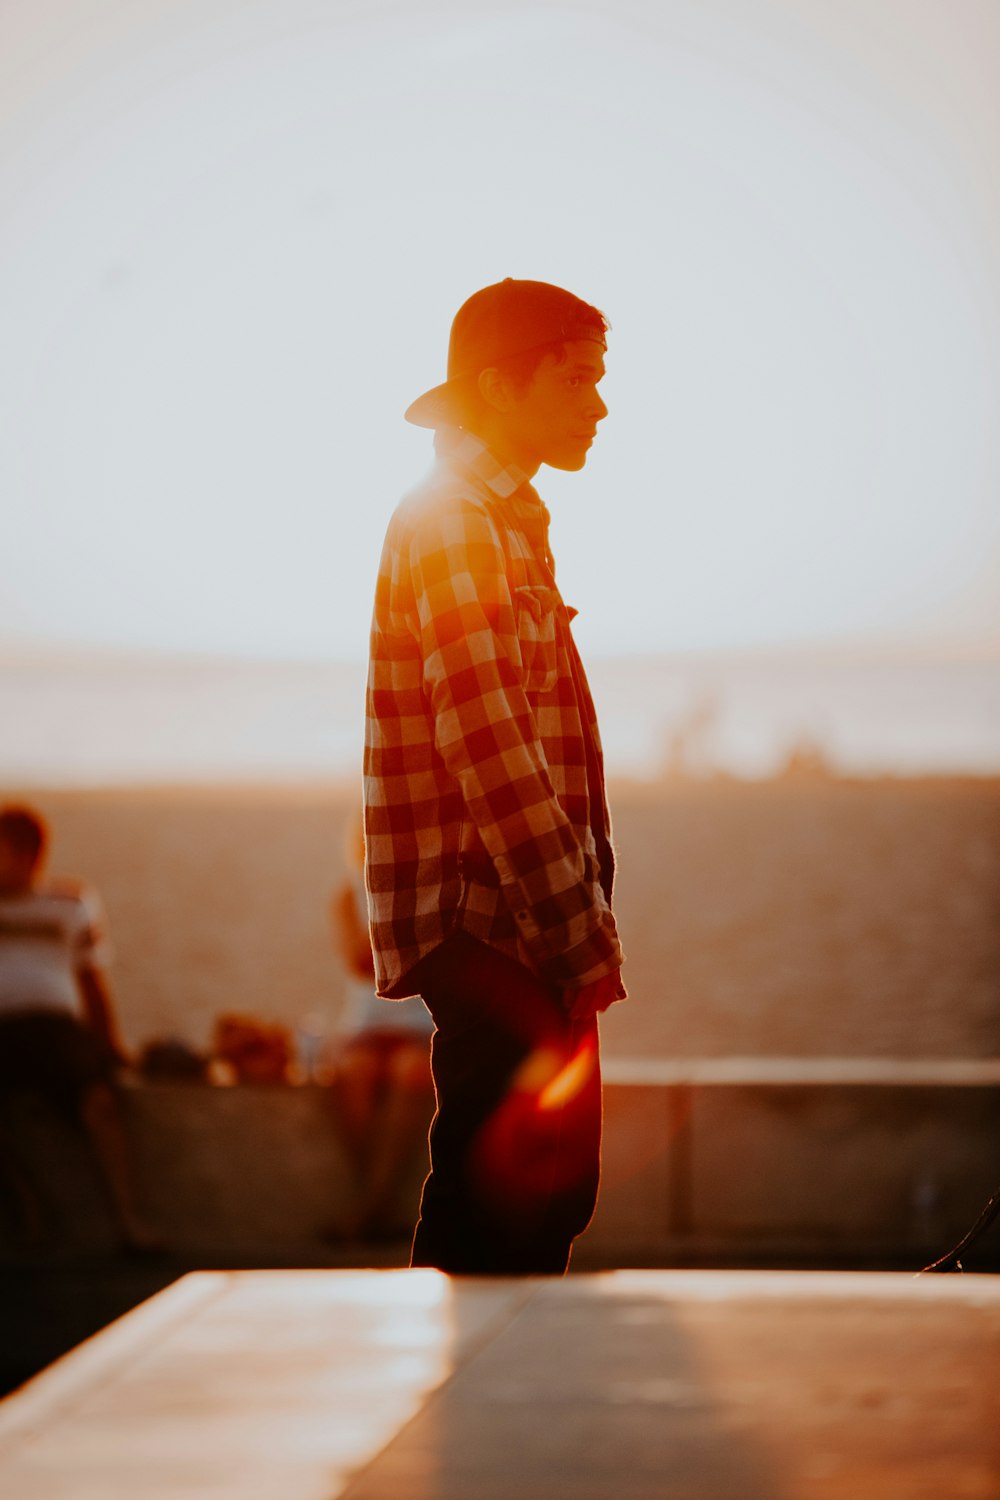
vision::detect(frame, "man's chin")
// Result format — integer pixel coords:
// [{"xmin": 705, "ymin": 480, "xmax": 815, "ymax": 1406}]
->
[{"xmin": 545, "ymin": 446, "xmax": 590, "ymax": 473}]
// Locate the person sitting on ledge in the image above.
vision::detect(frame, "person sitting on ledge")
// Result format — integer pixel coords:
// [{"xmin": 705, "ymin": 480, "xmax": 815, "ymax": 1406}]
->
[
  {"xmin": 327, "ymin": 809, "xmax": 435, "ymax": 1243},
  {"xmin": 0, "ymin": 804, "xmax": 161, "ymax": 1253}
]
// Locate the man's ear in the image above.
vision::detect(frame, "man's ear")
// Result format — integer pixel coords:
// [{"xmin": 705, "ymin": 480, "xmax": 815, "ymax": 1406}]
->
[{"xmin": 478, "ymin": 366, "xmax": 512, "ymax": 413}]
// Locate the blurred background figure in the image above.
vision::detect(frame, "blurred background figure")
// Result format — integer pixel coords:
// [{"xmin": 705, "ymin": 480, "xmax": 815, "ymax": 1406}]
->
[
  {"xmin": 211, "ymin": 1013, "xmax": 295, "ymax": 1084},
  {"xmin": 328, "ymin": 810, "xmax": 434, "ymax": 1243},
  {"xmin": 0, "ymin": 805, "xmax": 160, "ymax": 1252}
]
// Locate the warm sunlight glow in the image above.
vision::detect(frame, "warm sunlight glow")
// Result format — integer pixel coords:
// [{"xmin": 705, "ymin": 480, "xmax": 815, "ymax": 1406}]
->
[
  {"xmin": 2, "ymin": 2, "xmax": 997, "ymax": 784},
  {"xmin": 334, "ymin": 1268, "xmax": 451, "ymax": 1310},
  {"xmin": 1, "ymin": 0, "xmax": 997, "ymax": 671}
]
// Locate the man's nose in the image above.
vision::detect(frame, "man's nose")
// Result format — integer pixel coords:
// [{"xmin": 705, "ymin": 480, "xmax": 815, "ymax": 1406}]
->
[{"xmin": 588, "ymin": 390, "xmax": 608, "ymax": 422}]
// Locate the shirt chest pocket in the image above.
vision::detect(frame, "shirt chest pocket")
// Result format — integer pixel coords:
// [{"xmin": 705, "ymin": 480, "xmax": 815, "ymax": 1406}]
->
[{"xmin": 514, "ymin": 584, "xmax": 560, "ymax": 696}]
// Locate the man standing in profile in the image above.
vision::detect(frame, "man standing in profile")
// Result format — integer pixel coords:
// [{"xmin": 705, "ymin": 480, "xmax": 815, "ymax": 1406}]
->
[{"xmin": 364, "ymin": 278, "xmax": 625, "ymax": 1274}]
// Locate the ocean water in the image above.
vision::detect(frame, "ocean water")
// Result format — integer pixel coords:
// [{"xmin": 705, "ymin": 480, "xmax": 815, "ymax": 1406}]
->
[
  {"xmin": 4, "ymin": 653, "xmax": 997, "ymax": 1062},
  {"xmin": 16, "ymin": 779, "xmax": 1000, "ymax": 1061},
  {"xmin": 0, "ymin": 651, "xmax": 998, "ymax": 785}
]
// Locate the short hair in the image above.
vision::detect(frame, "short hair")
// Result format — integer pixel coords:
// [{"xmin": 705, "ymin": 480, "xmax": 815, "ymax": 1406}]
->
[
  {"xmin": 0, "ymin": 805, "xmax": 49, "ymax": 867},
  {"xmin": 495, "ymin": 338, "xmax": 573, "ymax": 393}
]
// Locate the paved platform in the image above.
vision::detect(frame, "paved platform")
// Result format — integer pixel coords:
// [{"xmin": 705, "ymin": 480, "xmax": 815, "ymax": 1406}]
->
[{"xmin": 0, "ymin": 1269, "xmax": 997, "ymax": 1498}]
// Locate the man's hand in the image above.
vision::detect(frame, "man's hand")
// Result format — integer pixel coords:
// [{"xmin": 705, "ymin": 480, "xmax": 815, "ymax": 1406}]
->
[{"xmin": 564, "ymin": 970, "xmax": 622, "ymax": 1023}]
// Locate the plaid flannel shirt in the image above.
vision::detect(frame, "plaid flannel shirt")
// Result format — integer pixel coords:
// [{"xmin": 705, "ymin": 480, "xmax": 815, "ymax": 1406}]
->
[{"xmin": 364, "ymin": 428, "xmax": 625, "ymax": 1002}]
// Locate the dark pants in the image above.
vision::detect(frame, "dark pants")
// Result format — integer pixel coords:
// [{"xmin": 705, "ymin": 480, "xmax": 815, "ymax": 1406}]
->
[
  {"xmin": 0, "ymin": 1010, "xmax": 114, "ymax": 1117},
  {"xmin": 410, "ymin": 932, "xmax": 602, "ymax": 1275}
]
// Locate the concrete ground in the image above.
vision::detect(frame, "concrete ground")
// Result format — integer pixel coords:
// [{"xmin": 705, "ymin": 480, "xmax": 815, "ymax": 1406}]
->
[{"xmin": 0, "ymin": 1268, "xmax": 997, "ymax": 1499}]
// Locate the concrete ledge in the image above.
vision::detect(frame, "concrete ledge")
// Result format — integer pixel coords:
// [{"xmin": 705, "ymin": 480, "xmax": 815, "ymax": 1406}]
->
[
  {"xmin": 589, "ymin": 1076, "xmax": 999, "ymax": 1266},
  {"xmin": 603, "ymin": 1056, "xmax": 1000, "ymax": 1086},
  {"xmin": 2, "ymin": 1063, "xmax": 998, "ymax": 1266}
]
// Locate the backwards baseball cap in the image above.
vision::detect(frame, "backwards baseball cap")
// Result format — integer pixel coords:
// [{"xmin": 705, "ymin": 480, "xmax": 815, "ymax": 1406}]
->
[{"xmin": 404, "ymin": 277, "xmax": 608, "ymax": 429}]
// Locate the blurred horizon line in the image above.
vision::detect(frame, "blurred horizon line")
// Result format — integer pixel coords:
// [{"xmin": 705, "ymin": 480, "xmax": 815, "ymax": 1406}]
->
[
  {"xmin": 3, "ymin": 632, "xmax": 999, "ymax": 671},
  {"xmin": 2, "ymin": 641, "xmax": 997, "ymax": 788},
  {"xmin": 3, "ymin": 769, "xmax": 999, "ymax": 801}
]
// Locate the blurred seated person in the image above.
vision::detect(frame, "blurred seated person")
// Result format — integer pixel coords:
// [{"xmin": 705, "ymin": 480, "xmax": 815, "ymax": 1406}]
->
[
  {"xmin": 0, "ymin": 804, "xmax": 160, "ymax": 1252},
  {"xmin": 329, "ymin": 810, "xmax": 434, "ymax": 1242},
  {"xmin": 212, "ymin": 1013, "xmax": 295, "ymax": 1084}
]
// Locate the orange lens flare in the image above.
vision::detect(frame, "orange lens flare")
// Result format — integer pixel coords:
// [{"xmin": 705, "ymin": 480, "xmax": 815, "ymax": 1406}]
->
[
  {"xmin": 469, "ymin": 1037, "xmax": 601, "ymax": 1214},
  {"xmin": 537, "ymin": 1038, "xmax": 596, "ymax": 1112}
]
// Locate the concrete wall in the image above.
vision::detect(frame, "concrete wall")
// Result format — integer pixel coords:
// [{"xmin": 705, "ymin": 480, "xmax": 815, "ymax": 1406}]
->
[
  {"xmin": 587, "ymin": 1061, "xmax": 1000, "ymax": 1267},
  {"xmin": 2, "ymin": 1062, "xmax": 998, "ymax": 1267}
]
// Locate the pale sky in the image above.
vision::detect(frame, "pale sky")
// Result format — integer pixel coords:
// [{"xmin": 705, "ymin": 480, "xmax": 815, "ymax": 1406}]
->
[{"xmin": 2, "ymin": 0, "xmax": 998, "ymax": 664}]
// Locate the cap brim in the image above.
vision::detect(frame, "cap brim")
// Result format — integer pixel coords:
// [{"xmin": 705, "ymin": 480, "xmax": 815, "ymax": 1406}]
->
[{"xmin": 404, "ymin": 378, "xmax": 473, "ymax": 429}]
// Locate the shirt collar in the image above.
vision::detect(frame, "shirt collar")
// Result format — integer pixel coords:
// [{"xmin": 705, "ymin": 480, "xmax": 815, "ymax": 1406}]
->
[{"xmin": 435, "ymin": 426, "xmax": 543, "ymax": 522}]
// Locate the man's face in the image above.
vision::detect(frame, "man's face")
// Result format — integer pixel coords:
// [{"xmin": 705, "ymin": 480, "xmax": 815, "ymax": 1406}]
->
[{"xmin": 497, "ymin": 339, "xmax": 608, "ymax": 473}]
